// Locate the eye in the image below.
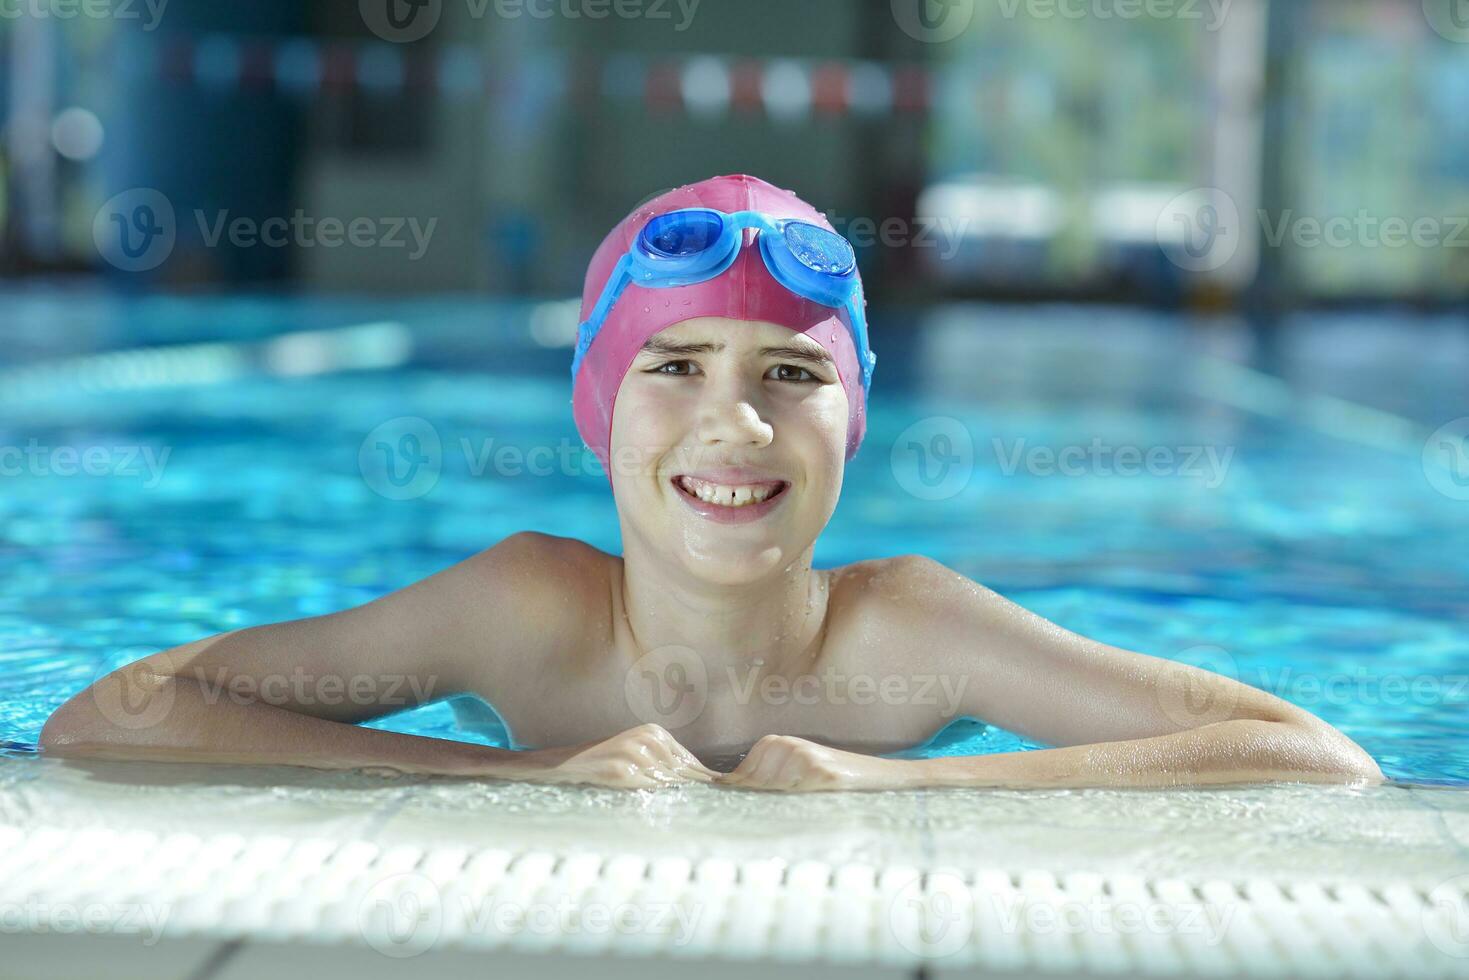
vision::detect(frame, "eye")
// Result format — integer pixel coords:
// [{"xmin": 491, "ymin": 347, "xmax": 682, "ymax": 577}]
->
[
  {"xmin": 647, "ymin": 360, "xmax": 698, "ymax": 376},
  {"xmin": 768, "ymin": 363, "xmax": 818, "ymax": 383}
]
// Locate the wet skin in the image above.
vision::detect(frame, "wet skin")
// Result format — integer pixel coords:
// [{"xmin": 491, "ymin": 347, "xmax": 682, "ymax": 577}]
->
[{"xmin": 41, "ymin": 319, "xmax": 1384, "ymax": 792}]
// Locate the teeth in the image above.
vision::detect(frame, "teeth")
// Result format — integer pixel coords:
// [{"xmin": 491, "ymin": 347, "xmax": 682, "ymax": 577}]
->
[{"xmin": 676, "ymin": 477, "xmax": 782, "ymax": 508}]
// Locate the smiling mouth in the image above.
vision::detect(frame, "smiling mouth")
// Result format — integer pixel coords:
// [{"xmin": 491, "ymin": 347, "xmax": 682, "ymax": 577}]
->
[{"xmin": 672, "ymin": 475, "xmax": 790, "ymax": 508}]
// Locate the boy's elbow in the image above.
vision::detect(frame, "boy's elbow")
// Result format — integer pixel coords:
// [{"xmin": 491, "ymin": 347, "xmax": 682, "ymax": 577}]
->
[
  {"xmin": 1276, "ymin": 717, "xmax": 1383, "ymax": 784},
  {"xmin": 39, "ymin": 667, "xmax": 177, "ymax": 755},
  {"xmin": 39, "ymin": 694, "xmax": 100, "ymax": 752},
  {"xmin": 1332, "ymin": 740, "xmax": 1385, "ymax": 783}
]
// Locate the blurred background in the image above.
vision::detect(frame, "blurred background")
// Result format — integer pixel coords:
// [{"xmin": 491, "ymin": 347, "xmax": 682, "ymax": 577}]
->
[
  {"xmin": 1, "ymin": 0, "xmax": 1467, "ymax": 784},
  {"xmin": 1, "ymin": 0, "xmax": 1466, "ymax": 308}
]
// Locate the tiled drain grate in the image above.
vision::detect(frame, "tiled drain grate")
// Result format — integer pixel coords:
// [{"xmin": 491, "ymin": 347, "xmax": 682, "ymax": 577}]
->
[{"xmin": 0, "ymin": 825, "xmax": 1464, "ymax": 977}]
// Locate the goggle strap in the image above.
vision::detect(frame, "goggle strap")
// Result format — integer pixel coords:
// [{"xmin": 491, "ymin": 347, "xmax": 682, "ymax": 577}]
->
[
  {"xmin": 572, "ymin": 253, "xmax": 634, "ymax": 378},
  {"xmin": 574, "ymin": 210, "xmax": 875, "ymax": 391}
]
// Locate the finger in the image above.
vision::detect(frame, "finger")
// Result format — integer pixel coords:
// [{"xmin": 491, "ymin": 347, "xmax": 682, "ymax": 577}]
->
[
  {"xmin": 722, "ymin": 737, "xmax": 776, "ymax": 784},
  {"xmin": 658, "ymin": 734, "xmax": 713, "ymax": 775},
  {"xmin": 675, "ymin": 752, "xmax": 722, "ymax": 781},
  {"xmin": 667, "ymin": 750, "xmax": 715, "ymax": 783},
  {"xmin": 640, "ymin": 740, "xmax": 711, "ymax": 785},
  {"xmin": 739, "ymin": 738, "xmax": 796, "ymax": 788},
  {"xmin": 643, "ymin": 727, "xmax": 717, "ymax": 780}
]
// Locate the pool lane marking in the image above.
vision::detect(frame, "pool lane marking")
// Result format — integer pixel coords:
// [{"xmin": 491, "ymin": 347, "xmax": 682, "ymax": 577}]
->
[
  {"xmin": 0, "ymin": 322, "xmax": 412, "ymax": 402},
  {"xmin": 1194, "ymin": 356, "xmax": 1443, "ymax": 464}
]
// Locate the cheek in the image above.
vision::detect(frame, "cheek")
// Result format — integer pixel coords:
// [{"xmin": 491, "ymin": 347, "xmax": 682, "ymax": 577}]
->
[
  {"xmin": 800, "ymin": 387, "xmax": 850, "ymax": 461},
  {"xmin": 608, "ymin": 378, "xmax": 695, "ymax": 487}
]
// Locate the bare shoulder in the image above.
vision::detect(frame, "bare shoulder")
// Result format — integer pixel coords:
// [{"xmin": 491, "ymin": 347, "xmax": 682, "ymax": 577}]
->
[
  {"xmin": 822, "ymin": 554, "xmax": 1044, "ymax": 661},
  {"xmin": 827, "ymin": 553, "xmax": 999, "ymax": 623},
  {"xmin": 416, "ymin": 531, "xmax": 614, "ymax": 696},
  {"xmin": 460, "ymin": 530, "xmax": 613, "ymax": 618}
]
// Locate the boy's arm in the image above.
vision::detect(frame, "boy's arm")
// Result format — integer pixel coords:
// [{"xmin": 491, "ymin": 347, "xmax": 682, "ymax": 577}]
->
[
  {"xmin": 39, "ymin": 532, "xmax": 709, "ymax": 784},
  {"xmin": 723, "ymin": 556, "xmax": 1381, "ymax": 791}
]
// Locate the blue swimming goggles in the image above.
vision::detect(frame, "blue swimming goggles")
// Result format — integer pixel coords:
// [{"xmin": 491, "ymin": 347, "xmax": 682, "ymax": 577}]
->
[{"xmin": 572, "ymin": 208, "xmax": 876, "ymax": 391}]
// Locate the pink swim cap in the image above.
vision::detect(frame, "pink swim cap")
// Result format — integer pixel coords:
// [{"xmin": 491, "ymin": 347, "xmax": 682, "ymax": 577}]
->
[{"xmin": 571, "ymin": 174, "xmax": 868, "ymax": 481}]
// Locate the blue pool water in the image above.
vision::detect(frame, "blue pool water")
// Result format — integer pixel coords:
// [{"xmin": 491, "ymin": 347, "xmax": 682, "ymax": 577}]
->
[{"xmin": 1, "ymin": 291, "xmax": 1465, "ymax": 784}]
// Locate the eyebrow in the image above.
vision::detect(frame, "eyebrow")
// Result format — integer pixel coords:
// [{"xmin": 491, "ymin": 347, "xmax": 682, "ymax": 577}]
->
[{"xmin": 638, "ymin": 337, "xmax": 835, "ymax": 368}]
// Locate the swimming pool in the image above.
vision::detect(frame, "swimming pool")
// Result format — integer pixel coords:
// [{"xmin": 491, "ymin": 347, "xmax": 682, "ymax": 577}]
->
[
  {"xmin": 1, "ymin": 290, "xmax": 1464, "ymax": 784},
  {"xmin": 2, "ymin": 289, "xmax": 1467, "ymax": 976}
]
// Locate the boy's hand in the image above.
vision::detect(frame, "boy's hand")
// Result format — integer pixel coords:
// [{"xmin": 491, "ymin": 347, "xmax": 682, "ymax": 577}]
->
[
  {"xmin": 511, "ymin": 723, "xmax": 717, "ymax": 789},
  {"xmin": 718, "ymin": 735, "xmax": 919, "ymax": 792}
]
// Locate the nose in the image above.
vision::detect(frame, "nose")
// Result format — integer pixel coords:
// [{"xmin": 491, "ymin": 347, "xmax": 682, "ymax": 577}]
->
[{"xmin": 694, "ymin": 371, "xmax": 773, "ymax": 452}]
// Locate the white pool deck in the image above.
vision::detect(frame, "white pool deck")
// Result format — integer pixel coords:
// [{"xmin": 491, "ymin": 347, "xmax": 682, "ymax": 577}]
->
[{"xmin": 1, "ymin": 758, "xmax": 1467, "ymax": 980}]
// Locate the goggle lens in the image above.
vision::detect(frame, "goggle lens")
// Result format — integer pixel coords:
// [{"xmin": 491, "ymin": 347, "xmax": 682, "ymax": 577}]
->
[
  {"xmin": 784, "ymin": 221, "xmax": 855, "ymax": 277},
  {"xmin": 641, "ymin": 210, "xmax": 725, "ymax": 258}
]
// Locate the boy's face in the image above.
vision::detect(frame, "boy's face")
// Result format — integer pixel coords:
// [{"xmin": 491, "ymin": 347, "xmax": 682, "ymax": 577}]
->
[{"xmin": 608, "ymin": 317, "xmax": 849, "ymax": 583}]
